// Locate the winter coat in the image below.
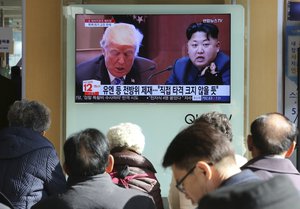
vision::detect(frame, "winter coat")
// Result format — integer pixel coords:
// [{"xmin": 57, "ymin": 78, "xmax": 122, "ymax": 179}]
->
[
  {"xmin": 0, "ymin": 127, "xmax": 67, "ymax": 209},
  {"xmin": 110, "ymin": 150, "xmax": 164, "ymax": 209}
]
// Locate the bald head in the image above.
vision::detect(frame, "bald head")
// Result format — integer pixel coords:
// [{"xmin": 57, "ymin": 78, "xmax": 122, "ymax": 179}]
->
[{"xmin": 250, "ymin": 112, "xmax": 298, "ymax": 155}]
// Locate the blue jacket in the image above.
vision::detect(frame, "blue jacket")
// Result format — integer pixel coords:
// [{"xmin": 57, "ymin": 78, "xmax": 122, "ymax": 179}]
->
[
  {"xmin": 0, "ymin": 127, "xmax": 66, "ymax": 209},
  {"xmin": 166, "ymin": 51, "xmax": 230, "ymax": 85}
]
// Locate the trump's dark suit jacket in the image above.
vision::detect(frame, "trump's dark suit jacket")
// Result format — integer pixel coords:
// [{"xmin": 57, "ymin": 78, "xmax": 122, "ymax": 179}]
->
[{"xmin": 76, "ymin": 55, "xmax": 156, "ymax": 96}]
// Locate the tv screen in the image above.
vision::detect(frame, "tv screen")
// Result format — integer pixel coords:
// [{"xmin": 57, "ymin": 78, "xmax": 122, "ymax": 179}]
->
[{"xmin": 75, "ymin": 13, "xmax": 231, "ymax": 103}]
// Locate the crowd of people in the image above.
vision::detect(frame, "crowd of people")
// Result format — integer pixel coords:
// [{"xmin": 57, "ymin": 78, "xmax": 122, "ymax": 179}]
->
[{"xmin": 0, "ymin": 99, "xmax": 300, "ymax": 209}]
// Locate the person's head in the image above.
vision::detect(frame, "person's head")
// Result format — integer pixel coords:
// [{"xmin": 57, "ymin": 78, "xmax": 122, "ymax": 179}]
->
[
  {"xmin": 162, "ymin": 122, "xmax": 236, "ymax": 204},
  {"xmin": 186, "ymin": 22, "xmax": 220, "ymax": 71},
  {"xmin": 107, "ymin": 122, "xmax": 145, "ymax": 154},
  {"xmin": 7, "ymin": 99, "xmax": 51, "ymax": 134},
  {"xmin": 194, "ymin": 111, "xmax": 232, "ymax": 142},
  {"xmin": 100, "ymin": 23, "xmax": 144, "ymax": 78},
  {"xmin": 63, "ymin": 128, "xmax": 113, "ymax": 177},
  {"xmin": 247, "ymin": 112, "xmax": 298, "ymax": 158},
  {"xmin": 194, "ymin": 111, "xmax": 247, "ymax": 167}
]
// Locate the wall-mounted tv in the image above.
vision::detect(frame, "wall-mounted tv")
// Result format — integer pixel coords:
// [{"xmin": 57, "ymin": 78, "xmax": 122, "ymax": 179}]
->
[
  {"xmin": 65, "ymin": 4, "xmax": 244, "ymax": 197},
  {"xmin": 75, "ymin": 11, "xmax": 231, "ymax": 103}
]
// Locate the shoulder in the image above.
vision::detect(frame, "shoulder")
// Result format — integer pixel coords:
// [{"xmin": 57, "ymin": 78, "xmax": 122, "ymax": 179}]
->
[
  {"xmin": 76, "ymin": 56, "xmax": 103, "ymax": 78},
  {"xmin": 0, "ymin": 127, "xmax": 55, "ymax": 157},
  {"xmin": 32, "ymin": 196, "xmax": 68, "ymax": 209},
  {"xmin": 199, "ymin": 175, "xmax": 299, "ymax": 209},
  {"xmin": 172, "ymin": 57, "xmax": 191, "ymax": 74},
  {"xmin": 222, "ymin": 169, "xmax": 260, "ymax": 187},
  {"xmin": 216, "ymin": 51, "xmax": 229, "ymax": 60},
  {"xmin": 77, "ymin": 56, "xmax": 102, "ymax": 69},
  {"xmin": 174, "ymin": 57, "xmax": 190, "ymax": 66},
  {"xmin": 134, "ymin": 56, "xmax": 156, "ymax": 70},
  {"xmin": 215, "ymin": 52, "xmax": 229, "ymax": 67},
  {"xmin": 241, "ymin": 156, "xmax": 282, "ymax": 169},
  {"xmin": 122, "ymin": 189, "xmax": 156, "ymax": 209}
]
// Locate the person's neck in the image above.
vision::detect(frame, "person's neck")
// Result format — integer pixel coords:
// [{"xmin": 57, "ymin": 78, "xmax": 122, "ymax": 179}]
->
[
  {"xmin": 251, "ymin": 150, "xmax": 286, "ymax": 159},
  {"xmin": 214, "ymin": 157, "xmax": 241, "ymax": 185}
]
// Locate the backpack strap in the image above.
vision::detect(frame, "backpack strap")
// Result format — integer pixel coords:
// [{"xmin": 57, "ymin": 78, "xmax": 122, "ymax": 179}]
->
[{"xmin": 110, "ymin": 165, "xmax": 157, "ymax": 188}]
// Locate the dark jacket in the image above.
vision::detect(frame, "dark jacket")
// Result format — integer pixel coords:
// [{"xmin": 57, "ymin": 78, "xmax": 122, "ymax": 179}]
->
[
  {"xmin": 241, "ymin": 155, "xmax": 300, "ymax": 190},
  {"xmin": 166, "ymin": 51, "xmax": 230, "ymax": 85},
  {"xmin": 220, "ymin": 169, "xmax": 260, "ymax": 187},
  {"xmin": 0, "ymin": 127, "xmax": 67, "ymax": 209},
  {"xmin": 32, "ymin": 173, "xmax": 156, "ymax": 209},
  {"xmin": 110, "ymin": 150, "xmax": 164, "ymax": 209},
  {"xmin": 0, "ymin": 192, "xmax": 13, "ymax": 209},
  {"xmin": 198, "ymin": 175, "xmax": 300, "ymax": 209},
  {"xmin": 76, "ymin": 55, "xmax": 156, "ymax": 95}
]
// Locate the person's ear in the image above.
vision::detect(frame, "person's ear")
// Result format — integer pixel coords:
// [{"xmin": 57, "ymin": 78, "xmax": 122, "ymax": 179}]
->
[
  {"xmin": 195, "ymin": 161, "xmax": 212, "ymax": 180},
  {"xmin": 247, "ymin": 135, "xmax": 253, "ymax": 151},
  {"xmin": 285, "ymin": 141, "xmax": 296, "ymax": 158},
  {"xmin": 63, "ymin": 162, "xmax": 70, "ymax": 176},
  {"xmin": 105, "ymin": 154, "xmax": 114, "ymax": 173},
  {"xmin": 41, "ymin": 131, "xmax": 46, "ymax": 136},
  {"xmin": 216, "ymin": 41, "xmax": 220, "ymax": 51}
]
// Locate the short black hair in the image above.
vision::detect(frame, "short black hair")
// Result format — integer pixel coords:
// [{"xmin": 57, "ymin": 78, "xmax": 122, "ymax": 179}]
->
[
  {"xmin": 64, "ymin": 128, "xmax": 110, "ymax": 177},
  {"xmin": 194, "ymin": 111, "xmax": 232, "ymax": 142},
  {"xmin": 250, "ymin": 112, "xmax": 298, "ymax": 155},
  {"xmin": 186, "ymin": 22, "xmax": 219, "ymax": 40},
  {"xmin": 162, "ymin": 122, "xmax": 234, "ymax": 170}
]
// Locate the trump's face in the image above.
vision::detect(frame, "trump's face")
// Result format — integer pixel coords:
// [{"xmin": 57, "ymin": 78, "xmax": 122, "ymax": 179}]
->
[
  {"xmin": 187, "ymin": 31, "xmax": 220, "ymax": 70},
  {"xmin": 103, "ymin": 42, "xmax": 136, "ymax": 78}
]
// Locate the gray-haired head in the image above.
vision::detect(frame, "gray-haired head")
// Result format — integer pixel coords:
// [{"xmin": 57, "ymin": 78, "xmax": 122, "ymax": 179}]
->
[
  {"xmin": 7, "ymin": 99, "xmax": 51, "ymax": 133},
  {"xmin": 100, "ymin": 23, "xmax": 143, "ymax": 56},
  {"xmin": 107, "ymin": 122, "xmax": 145, "ymax": 154}
]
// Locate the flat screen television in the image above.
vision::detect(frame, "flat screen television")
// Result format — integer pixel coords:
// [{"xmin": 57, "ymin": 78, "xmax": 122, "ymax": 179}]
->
[
  {"xmin": 74, "ymin": 10, "xmax": 231, "ymax": 103},
  {"xmin": 65, "ymin": 4, "xmax": 244, "ymax": 197}
]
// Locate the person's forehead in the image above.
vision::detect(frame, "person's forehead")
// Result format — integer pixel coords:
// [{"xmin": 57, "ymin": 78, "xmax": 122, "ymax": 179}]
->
[
  {"xmin": 106, "ymin": 42, "xmax": 135, "ymax": 51},
  {"xmin": 189, "ymin": 31, "xmax": 217, "ymax": 41}
]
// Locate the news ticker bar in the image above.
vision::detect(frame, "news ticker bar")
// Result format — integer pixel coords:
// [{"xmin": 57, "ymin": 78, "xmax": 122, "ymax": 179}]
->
[
  {"xmin": 82, "ymin": 83, "xmax": 229, "ymax": 97},
  {"xmin": 77, "ymin": 81, "xmax": 230, "ymax": 103}
]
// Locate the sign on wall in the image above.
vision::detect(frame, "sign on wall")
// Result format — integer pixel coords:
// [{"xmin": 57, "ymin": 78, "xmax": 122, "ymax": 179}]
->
[{"xmin": 0, "ymin": 27, "xmax": 13, "ymax": 53}]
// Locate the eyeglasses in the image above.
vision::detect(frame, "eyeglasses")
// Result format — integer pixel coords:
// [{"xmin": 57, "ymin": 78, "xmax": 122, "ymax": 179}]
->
[
  {"xmin": 175, "ymin": 162, "xmax": 213, "ymax": 193},
  {"xmin": 175, "ymin": 165, "xmax": 196, "ymax": 193}
]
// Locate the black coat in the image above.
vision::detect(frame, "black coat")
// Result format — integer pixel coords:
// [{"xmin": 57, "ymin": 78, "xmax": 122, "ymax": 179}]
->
[
  {"xmin": 0, "ymin": 127, "xmax": 66, "ymax": 209},
  {"xmin": 32, "ymin": 173, "xmax": 156, "ymax": 209}
]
